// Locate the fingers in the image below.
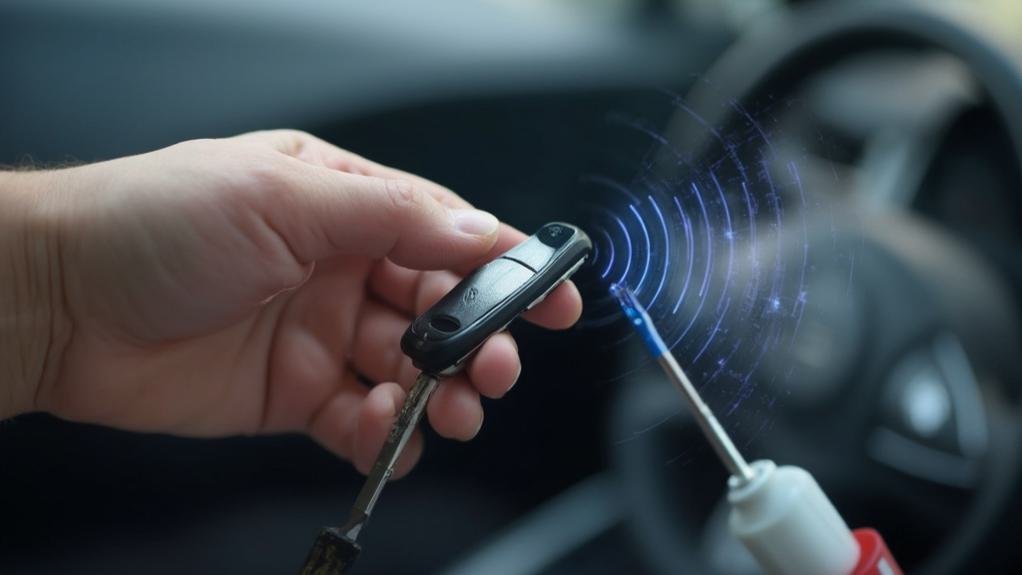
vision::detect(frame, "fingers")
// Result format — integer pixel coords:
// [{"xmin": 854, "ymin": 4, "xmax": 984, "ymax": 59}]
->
[
  {"xmin": 262, "ymin": 165, "xmax": 499, "ymax": 269},
  {"xmin": 351, "ymin": 297, "xmax": 523, "ymax": 398},
  {"xmin": 349, "ymin": 298, "xmax": 419, "ymax": 389},
  {"xmin": 310, "ymin": 376, "xmax": 481, "ymax": 479},
  {"xmin": 350, "ymin": 291, "xmax": 520, "ymax": 442},
  {"xmin": 262, "ymin": 257, "xmax": 368, "ymax": 432},
  {"xmin": 320, "ymin": 375, "xmax": 485, "ymax": 475},
  {"xmin": 306, "ymin": 375, "xmax": 367, "ymax": 462},
  {"xmin": 234, "ymin": 129, "xmax": 473, "ymax": 209},
  {"xmin": 239, "ymin": 130, "xmax": 585, "ymax": 330},
  {"xmin": 308, "ymin": 381, "xmax": 423, "ymax": 479},
  {"xmin": 350, "ymin": 267, "xmax": 458, "ymax": 390},
  {"xmin": 522, "ymin": 280, "xmax": 583, "ymax": 330},
  {"xmin": 354, "ymin": 383, "xmax": 424, "ymax": 478},
  {"xmin": 467, "ymin": 332, "xmax": 521, "ymax": 399},
  {"xmin": 297, "ymin": 137, "xmax": 474, "ymax": 210},
  {"xmin": 367, "ymin": 259, "xmax": 460, "ymax": 318},
  {"xmin": 427, "ymin": 376, "xmax": 484, "ymax": 441}
]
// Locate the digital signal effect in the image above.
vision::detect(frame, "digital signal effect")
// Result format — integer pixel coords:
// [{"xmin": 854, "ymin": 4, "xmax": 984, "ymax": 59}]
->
[{"xmin": 575, "ymin": 93, "xmax": 830, "ymax": 418}]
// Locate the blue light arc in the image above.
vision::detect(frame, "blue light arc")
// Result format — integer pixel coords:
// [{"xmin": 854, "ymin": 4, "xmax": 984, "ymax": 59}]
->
[{"xmin": 573, "ymin": 91, "xmax": 827, "ymax": 419}]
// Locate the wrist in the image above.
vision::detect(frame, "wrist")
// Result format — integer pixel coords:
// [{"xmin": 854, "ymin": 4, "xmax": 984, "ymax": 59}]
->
[{"xmin": 0, "ymin": 170, "xmax": 74, "ymax": 419}]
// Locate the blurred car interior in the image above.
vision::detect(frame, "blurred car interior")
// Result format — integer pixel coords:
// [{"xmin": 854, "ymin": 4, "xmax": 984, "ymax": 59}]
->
[{"xmin": 2, "ymin": 1, "xmax": 1021, "ymax": 574}]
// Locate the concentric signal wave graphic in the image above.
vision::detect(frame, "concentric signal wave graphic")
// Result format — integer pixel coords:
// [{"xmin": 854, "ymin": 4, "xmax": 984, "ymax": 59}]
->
[{"xmin": 576, "ymin": 96, "xmax": 826, "ymax": 416}]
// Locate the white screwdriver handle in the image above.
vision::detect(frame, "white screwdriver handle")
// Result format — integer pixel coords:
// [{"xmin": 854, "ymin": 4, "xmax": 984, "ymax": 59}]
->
[{"xmin": 727, "ymin": 460, "xmax": 859, "ymax": 575}]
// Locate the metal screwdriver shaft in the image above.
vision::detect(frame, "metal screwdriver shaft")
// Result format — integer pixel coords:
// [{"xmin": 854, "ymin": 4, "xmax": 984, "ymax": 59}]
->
[
  {"xmin": 342, "ymin": 372, "xmax": 439, "ymax": 540},
  {"xmin": 300, "ymin": 372, "xmax": 440, "ymax": 575},
  {"xmin": 610, "ymin": 283, "xmax": 754, "ymax": 483}
]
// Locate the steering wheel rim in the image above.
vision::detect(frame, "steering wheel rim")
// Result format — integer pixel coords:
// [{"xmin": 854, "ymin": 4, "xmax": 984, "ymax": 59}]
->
[
  {"xmin": 614, "ymin": 3, "xmax": 1022, "ymax": 574},
  {"xmin": 660, "ymin": 1, "xmax": 1022, "ymax": 171}
]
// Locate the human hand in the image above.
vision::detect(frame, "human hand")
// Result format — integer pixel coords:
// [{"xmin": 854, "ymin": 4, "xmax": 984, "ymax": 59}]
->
[{"xmin": 0, "ymin": 130, "xmax": 582, "ymax": 477}]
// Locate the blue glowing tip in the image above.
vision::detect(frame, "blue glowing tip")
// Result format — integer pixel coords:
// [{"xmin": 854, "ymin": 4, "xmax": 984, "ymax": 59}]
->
[{"xmin": 610, "ymin": 283, "xmax": 670, "ymax": 358}]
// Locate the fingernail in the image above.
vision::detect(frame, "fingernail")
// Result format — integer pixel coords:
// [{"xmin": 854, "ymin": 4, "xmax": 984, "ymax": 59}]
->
[
  {"xmin": 387, "ymin": 392, "xmax": 400, "ymax": 418},
  {"xmin": 452, "ymin": 209, "xmax": 499, "ymax": 236},
  {"xmin": 503, "ymin": 362, "xmax": 522, "ymax": 398},
  {"xmin": 509, "ymin": 336, "xmax": 522, "ymax": 389},
  {"xmin": 474, "ymin": 411, "xmax": 485, "ymax": 438}
]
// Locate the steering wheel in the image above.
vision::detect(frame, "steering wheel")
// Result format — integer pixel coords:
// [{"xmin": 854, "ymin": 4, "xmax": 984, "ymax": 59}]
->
[{"xmin": 610, "ymin": 3, "xmax": 1022, "ymax": 574}]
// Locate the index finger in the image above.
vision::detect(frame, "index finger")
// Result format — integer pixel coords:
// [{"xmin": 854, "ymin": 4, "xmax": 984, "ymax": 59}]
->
[{"xmin": 233, "ymin": 129, "xmax": 474, "ymax": 210}]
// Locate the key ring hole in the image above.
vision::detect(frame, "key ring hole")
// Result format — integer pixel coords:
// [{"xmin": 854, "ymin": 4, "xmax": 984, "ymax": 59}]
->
[{"xmin": 429, "ymin": 315, "xmax": 461, "ymax": 333}]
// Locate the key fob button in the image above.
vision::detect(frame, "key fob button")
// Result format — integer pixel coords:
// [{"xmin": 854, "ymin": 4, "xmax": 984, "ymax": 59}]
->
[{"xmin": 537, "ymin": 223, "xmax": 575, "ymax": 248}]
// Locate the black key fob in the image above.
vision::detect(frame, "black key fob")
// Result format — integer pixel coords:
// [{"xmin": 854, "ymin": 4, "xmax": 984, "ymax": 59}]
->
[{"xmin": 401, "ymin": 222, "xmax": 591, "ymax": 375}]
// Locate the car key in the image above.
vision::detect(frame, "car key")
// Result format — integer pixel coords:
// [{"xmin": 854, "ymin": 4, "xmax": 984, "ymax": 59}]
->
[{"xmin": 300, "ymin": 222, "xmax": 591, "ymax": 575}]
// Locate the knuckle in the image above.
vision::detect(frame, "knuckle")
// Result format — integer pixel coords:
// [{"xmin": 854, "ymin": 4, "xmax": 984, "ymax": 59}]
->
[
  {"xmin": 233, "ymin": 129, "xmax": 315, "ymax": 157},
  {"xmin": 168, "ymin": 137, "xmax": 219, "ymax": 158},
  {"xmin": 383, "ymin": 178, "xmax": 428, "ymax": 212},
  {"xmin": 268, "ymin": 129, "xmax": 312, "ymax": 152},
  {"xmin": 264, "ymin": 128, "xmax": 309, "ymax": 140},
  {"xmin": 246, "ymin": 153, "xmax": 294, "ymax": 191},
  {"xmin": 279, "ymin": 128, "xmax": 312, "ymax": 141}
]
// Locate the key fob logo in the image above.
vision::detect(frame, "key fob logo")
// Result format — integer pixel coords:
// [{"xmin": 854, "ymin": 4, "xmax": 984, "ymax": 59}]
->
[{"xmin": 463, "ymin": 287, "xmax": 479, "ymax": 304}]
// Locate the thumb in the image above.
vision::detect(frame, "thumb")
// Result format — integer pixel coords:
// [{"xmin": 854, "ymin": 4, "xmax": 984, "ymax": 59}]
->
[{"xmin": 263, "ymin": 162, "xmax": 499, "ymax": 269}]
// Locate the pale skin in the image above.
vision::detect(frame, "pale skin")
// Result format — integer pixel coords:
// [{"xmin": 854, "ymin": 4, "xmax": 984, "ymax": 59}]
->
[{"xmin": 0, "ymin": 130, "xmax": 582, "ymax": 478}]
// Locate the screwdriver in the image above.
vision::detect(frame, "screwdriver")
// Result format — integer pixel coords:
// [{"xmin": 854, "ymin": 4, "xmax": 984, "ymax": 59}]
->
[
  {"xmin": 300, "ymin": 223, "xmax": 591, "ymax": 575},
  {"xmin": 610, "ymin": 283, "xmax": 754, "ymax": 482},
  {"xmin": 611, "ymin": 283, "xmax": 902, "ymax": 575}
]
